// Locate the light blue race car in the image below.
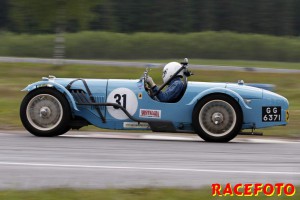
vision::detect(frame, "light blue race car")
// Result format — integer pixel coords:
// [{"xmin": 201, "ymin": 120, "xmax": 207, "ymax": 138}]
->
[{"xmin": 20, "ymin": 59, "xmax": 289, "ymax": 142}]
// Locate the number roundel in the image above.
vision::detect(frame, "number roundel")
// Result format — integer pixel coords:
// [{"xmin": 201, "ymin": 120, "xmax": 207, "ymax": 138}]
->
[{"xmin": 107, "ymin": 88, "xmax": 138, "ymax": 120}]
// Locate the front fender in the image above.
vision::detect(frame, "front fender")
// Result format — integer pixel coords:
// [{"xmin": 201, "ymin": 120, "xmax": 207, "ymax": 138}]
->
[
  {"xmin": 22, "ymin": 81, "xmax": 79, "ymax": 111},
  {"xmin": 187, "ymin": 87, "xmax": 251, "ymax": 110}
]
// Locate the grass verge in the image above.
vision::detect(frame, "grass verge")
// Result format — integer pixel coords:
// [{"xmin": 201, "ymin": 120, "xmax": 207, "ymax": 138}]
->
[
  {"xmin": 0, "ymin": 61, "xmax": 299, "ymax": 138},
  {"xmin": 0, "ymin": 188, "xmax": 299, "ymax": 200}
]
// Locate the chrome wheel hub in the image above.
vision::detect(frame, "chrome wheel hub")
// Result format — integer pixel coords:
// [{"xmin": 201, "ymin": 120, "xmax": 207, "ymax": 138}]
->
[
  {"xmin": 211, "ymin": 112, "xmax": 224, "ymax": 125},
  {"xmin": 40, "ymin": 107, "xmax": 51, "ymax": 118}
]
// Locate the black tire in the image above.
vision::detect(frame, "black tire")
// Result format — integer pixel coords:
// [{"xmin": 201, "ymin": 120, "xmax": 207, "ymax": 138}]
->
[
  {"xmin": 192, "ymin": 94, "xmax": 243, "ymax": 142},
  {"xmin": 20, "ymin": 88, "xmax": 71, "ymax": 137}
]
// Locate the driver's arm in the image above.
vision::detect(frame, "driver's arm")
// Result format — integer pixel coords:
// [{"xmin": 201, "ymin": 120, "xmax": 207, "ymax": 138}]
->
[{"xmin": 152, "ymin": 81, "xmax": 184, "ymax": 102}]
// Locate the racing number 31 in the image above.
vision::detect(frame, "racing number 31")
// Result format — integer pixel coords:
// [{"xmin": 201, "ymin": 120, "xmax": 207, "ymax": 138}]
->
[
  {"xmin": 107, "ymin": 88, "xmax": 138, "ymax": 120},
  {"xmin": 114, "ymin": 94, "xmax": 127, "ymax": 109}
]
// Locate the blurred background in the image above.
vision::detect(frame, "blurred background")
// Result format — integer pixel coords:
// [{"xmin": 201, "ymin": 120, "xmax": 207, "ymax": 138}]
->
[
  {"xmin": 1, "ymin": 1, "xmax": 300, "ymax": 199},
  {"xmin": 3, "ymin": 0, "xmax": 300, "ymax": 35},
  {"xmin": 1, "ymin": 0, "xmax": 300, "ymax": 60},
  {"xmin": 0, "ymin": 0, "xmax": 299, "ymax": 136}
]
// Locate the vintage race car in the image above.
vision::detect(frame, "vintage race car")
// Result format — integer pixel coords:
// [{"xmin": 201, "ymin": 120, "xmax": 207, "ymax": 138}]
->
[{"xmin": 20, "ymin": 59, "xmax": 289, "ymax": 142}]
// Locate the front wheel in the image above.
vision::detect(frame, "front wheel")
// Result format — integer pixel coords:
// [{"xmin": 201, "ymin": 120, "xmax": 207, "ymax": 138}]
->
[
  {"xmin": 192, "ymin": 94, "xmax": 243, "ymax": 142},
  {"xmin": 20, "ymin": 88, "xmax": 71, "ymax": 137}
]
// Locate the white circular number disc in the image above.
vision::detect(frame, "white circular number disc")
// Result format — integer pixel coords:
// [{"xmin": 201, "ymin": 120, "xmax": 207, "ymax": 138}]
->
[{"xmin": 107, "ymin": 88, "xmax": 138, "ymax": 120}]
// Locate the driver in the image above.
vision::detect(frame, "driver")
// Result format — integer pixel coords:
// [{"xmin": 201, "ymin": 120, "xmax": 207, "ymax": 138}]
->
[{"xmin": 146, "ymin": 62, "xmax": 184, "ymax": 102}]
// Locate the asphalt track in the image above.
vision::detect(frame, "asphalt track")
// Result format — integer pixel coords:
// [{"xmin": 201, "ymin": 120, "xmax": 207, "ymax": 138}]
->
[
  {"xmin": 0, "ymin": 131, "xmax": 299, "ymax": 189},
  {"xmin": 1, "ymin": 56, "xmax": 300, "ymax": 73}
]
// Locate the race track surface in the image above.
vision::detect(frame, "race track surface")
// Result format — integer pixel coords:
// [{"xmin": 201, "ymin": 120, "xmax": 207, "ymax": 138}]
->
[
  {"xmin": 0, "ymin": 131, "xmax": 299, "ymax": 189},
  {"xmin": 1, "ymin": 56, "xmax": 300, "ymax": 73}
]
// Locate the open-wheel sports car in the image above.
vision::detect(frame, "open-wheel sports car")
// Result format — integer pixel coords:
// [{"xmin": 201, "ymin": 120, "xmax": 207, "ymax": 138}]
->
[{"xmin": 20, "ymin": 58, "xmax": 289, "ymax": 142}]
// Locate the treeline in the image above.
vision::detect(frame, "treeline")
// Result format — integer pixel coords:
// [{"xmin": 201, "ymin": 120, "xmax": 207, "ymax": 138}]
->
[{"xmin": 1, "ymin": 0, "xmax": 300, "ymax": 36}]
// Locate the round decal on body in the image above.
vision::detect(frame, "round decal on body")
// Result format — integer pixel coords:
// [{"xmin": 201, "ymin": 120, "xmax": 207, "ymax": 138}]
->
[{"xmin": 107, "ymin": 88, "xmax": 138, "ymax": 120}]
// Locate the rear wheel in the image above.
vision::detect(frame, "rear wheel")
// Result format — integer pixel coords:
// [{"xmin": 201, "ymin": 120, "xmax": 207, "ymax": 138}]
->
[
  {"xmin": 20, "ymin": 88, "xmax": 71, "ymax": 137},
  {"xmin": 192, "ymin": 94, "xmax": 242, "ymax": 142}
]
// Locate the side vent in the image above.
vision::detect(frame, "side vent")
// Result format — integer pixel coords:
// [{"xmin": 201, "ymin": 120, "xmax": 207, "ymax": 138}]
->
[
  {"xmin": 70, "ymin": 89, "xmax": 105, "ymax": 111},
  {"xmin": 70, "ymin": 89, "xmax": 90, "ymax": 104}
]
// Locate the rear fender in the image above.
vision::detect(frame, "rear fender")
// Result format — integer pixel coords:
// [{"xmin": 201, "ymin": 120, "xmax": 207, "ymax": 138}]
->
[
  {"xmin": 188, "ymin": 87, "xmax": 251, "ymax": 110},
  {"xmin": 22, "ymin": 81, "xmax": 79, "ymax": 111}
]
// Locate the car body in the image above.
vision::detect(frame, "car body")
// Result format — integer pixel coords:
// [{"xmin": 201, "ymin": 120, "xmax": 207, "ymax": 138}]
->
[{"xmin": 20, "ymin": 61, "xmax": 289, "ymax": 142}]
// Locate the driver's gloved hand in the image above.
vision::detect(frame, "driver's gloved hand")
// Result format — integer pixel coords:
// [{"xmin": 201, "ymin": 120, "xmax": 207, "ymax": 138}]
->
[{"xmin": 146, "ymin": 76, "xmax": 156, "ymax": 88}]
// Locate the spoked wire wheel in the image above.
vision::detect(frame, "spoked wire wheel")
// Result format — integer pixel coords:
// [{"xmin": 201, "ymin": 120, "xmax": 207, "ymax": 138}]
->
[
  {"xmin": 199, "ymin": 100, "xmax": 236, "ymax": 137},
  {"xmin": 26, "ymin": 94, "xmax": 63, "ymax": 131},
  {"xmin": 20, "ymin": 88, "xmax": 71, "ymax": 137},
  {"xmin": 193, "ymin": 95, "xmax": 242, "ymax": 142}
]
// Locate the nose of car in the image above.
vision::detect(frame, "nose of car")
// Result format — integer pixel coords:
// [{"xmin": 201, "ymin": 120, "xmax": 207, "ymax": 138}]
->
[
  {"xmin": 226, "ymin": 84, "xmax": 263, "ymax": 99},
  {"xmin": 263, "ymin": 89, "xmax": 289, "ymax": 108}
]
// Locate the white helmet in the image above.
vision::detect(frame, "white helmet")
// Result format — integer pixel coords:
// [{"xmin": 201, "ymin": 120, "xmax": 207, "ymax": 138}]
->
[{"xmin": 162, "ymin": 62, "xmax": 183, "ymax": 83}]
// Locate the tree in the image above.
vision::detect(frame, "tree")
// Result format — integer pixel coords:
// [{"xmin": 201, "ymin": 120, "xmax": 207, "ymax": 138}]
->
[
  {"xmin": 4, "ymin": 0, "xmax": 300, "ymax": 36},
  {"xmin": 0, "ymin": 0, "xmax": 9, "ymax": 30},
  {"xmin": 90, "ymin": 0, "xmax": 117, "ymax": 31},
  {"xmin": 9, "ymin": 0, "xmax": 100, "ymax": 33}
]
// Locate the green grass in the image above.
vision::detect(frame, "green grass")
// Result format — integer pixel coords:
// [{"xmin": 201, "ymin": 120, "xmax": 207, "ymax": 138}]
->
[
  {"xmin": 0, "ymin": 188, "xmax": 299, "ymax": 200},
  {"xmin": 0, "ymin": 62, "xmax": 299, "ymax": 138}
]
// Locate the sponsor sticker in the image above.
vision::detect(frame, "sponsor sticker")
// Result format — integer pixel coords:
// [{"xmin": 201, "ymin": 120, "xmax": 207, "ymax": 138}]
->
[
  {"xmin": 138, "ymin": 93, "xmax": 143, "ymax": 99},
  {"xmin": 123, "ymin": 122, "xmax": 149, "ymax": 129},
  {"xmin": 139, "ymin": 109, "xmax": 161, "ymax": 119}
]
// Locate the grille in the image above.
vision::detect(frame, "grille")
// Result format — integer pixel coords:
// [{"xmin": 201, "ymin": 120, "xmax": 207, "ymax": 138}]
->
[{"xmin": 70, "ymin": 89, "xmax": 105, "ymax": 111}]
